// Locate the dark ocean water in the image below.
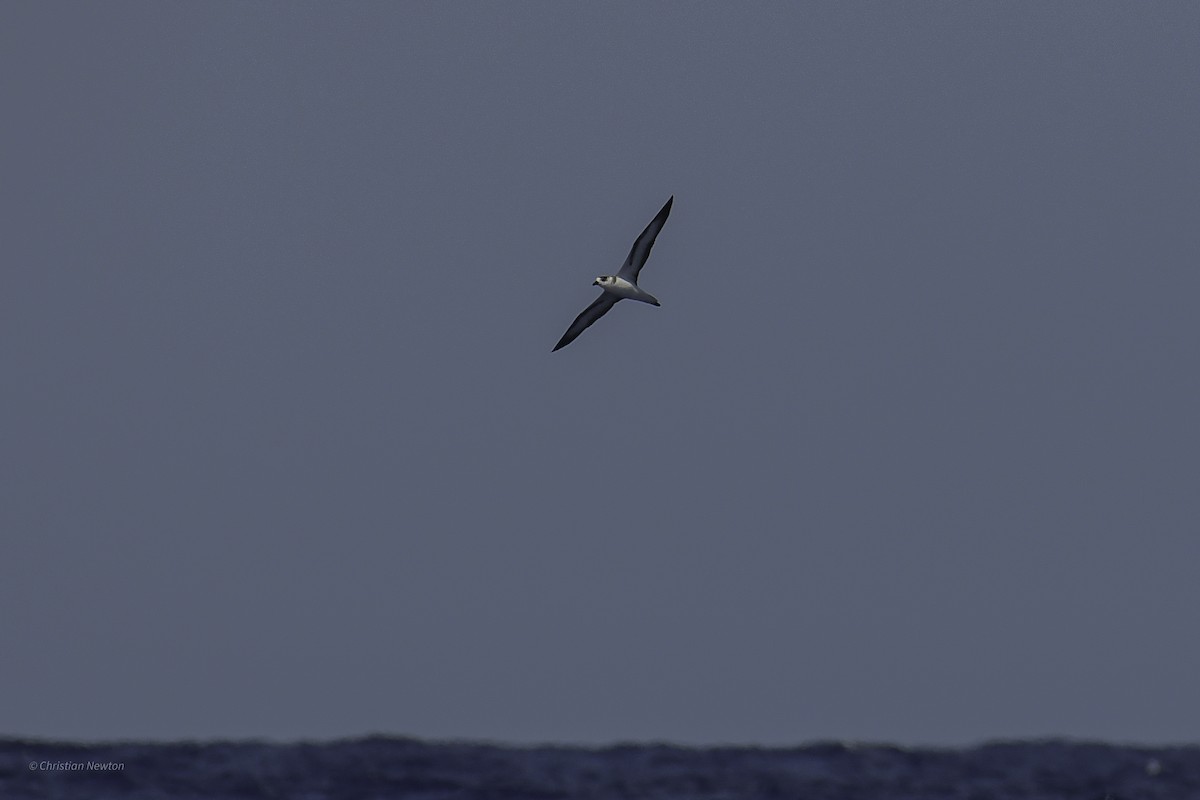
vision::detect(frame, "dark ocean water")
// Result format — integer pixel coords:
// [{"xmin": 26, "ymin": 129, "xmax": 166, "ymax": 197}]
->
[{"xmin": 3, "ymin": 737, "xmax": 1197, "ymax": 799}]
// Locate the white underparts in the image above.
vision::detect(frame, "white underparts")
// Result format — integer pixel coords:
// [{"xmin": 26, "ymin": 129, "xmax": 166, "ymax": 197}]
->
[{"xmin": 598, "ymin": 276, "xmax": 658, "ymax": 304}]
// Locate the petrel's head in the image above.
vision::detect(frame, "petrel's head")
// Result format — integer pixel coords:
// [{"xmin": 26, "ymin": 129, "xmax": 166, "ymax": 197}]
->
[{"xmin": 593, "ymin": 276, "xmax": 612, "ymax": 286}]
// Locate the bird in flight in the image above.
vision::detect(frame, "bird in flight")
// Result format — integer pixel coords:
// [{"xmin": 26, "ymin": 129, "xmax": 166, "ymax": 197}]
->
[{"xmin": 552, "ymin": 196, "xmax": 674, "ymax": 352}]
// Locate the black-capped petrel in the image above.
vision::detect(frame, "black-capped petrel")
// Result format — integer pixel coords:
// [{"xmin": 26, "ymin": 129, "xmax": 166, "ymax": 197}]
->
[{"xmin": 552, "ymin": 196, "xmax": 674, "ymax": 351}]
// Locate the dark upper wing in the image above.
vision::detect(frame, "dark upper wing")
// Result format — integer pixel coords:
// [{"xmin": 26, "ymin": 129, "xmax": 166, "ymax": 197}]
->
[
  {"xmin": 552, "ymin": 293, "xmax": 620, "ymax": 351},
  {"xmin": 616, "ymin": 196, "xmax": 673, "ymax": 283}
]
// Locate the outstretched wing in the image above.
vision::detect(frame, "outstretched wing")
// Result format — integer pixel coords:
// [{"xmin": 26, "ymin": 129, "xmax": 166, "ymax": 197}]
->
[
  {"xmin": 553, "ymin": 294, "xmax": 620, "ymax": 351},
  {"xmin": 616, "ymin": 196, "xmax": 673, "ymax": 283}
]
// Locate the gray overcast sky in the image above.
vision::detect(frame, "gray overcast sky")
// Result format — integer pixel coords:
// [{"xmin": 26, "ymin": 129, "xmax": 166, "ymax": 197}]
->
[{"xmin": 3, "ymin": 2, "xmax": 1198, "ymax": 747}]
